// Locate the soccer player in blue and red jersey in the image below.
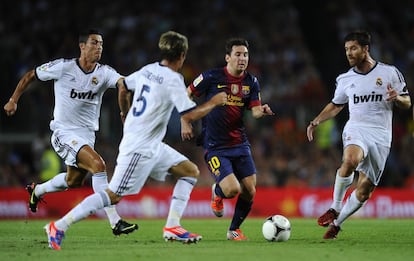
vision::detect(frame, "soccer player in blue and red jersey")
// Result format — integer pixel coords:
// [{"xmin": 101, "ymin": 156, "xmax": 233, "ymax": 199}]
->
[{"xmin": 187, "ymin": 38, "xmax": 274, "ymax": 240}]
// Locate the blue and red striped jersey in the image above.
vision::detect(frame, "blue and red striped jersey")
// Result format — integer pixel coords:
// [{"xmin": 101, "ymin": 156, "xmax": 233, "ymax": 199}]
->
[{"xmin": 189, "ymin": 66, "xmax": 261, "ymax": 150}]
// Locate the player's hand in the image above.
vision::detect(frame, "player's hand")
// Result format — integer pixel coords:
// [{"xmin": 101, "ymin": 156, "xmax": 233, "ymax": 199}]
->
[
  {"xmin": 261, "ymin": 104, "xmax": 275, "ymax": 116},
  {"xmin": 386, "ymin": 83, "xmax": 398, "ymax": 101},
  {"xmin": 4, "ymin": 98, "xmax": 17, "ymax": 116},
  {"xmin": 306, "ymin": 121, "xmax": 319, "ymax": 141},
  {"xmin": 181, "ymin": 120, "xmax": 194, "ymax": 141},
  {"xmin": 211, "ymin": 92, "xmax": 227, "ymax": 106},
  {"xmin": 120, "ymin": 112, "xmax": 127, "ymax": 124}
]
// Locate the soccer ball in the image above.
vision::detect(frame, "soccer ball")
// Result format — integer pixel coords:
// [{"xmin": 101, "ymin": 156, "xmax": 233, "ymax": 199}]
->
[{"xmin": 262, "ymin": 214, "xmax": 291, "ymax": 242}]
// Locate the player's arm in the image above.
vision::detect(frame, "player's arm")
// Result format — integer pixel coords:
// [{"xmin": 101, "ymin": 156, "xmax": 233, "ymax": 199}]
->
[
  {"xmin": 386, "ymin": 84, "xmax": 411, "ymax": 109},
  {"xmin": 186, "ymin": 86, "xmax": 194, "ymax": 99},
  {"xmin": 117, "ymin": 78, "xmax": 132, "ymax": 123},
  {"xmin": 4, "ymin": 69, "xmax": 36, "ymax": 116},
  {"xmin": 393, "ymin": 94, "xmax": 411, "ymax": 109},
  {"xmin": 251, "ymin": 104, "xmax": 275, "ymax": 118},
  {"xmin": 180, "ymin": 92, "xmax": 227, "ymax": 141},
  {"xmin": 307, "ymin": 102, "xmax": 344, "ymax": 142}
]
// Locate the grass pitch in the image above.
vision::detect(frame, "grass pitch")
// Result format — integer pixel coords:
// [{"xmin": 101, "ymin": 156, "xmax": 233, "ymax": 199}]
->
[{"xmin": 0, "ymin": 218, "xmax": 413, "ymax": 261}]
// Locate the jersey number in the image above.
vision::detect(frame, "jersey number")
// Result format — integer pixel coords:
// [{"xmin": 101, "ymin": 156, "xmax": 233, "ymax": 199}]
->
[
  {"xmin": 208, "ymin": 156, "xmax": 221, "ymax": 176},
  {"xmin": 132, "ymin": 84, "xmax": 150, "ymax": 117}
]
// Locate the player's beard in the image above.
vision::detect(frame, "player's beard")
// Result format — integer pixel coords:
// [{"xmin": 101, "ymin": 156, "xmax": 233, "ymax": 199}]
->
[
  {"xmin": 91, "ymin": 52, "xmax": 102, "ymax": 63},
  {"xmin": 348, "ymin": 55, "xmax": 363, "ymax": 67},
  {"xmin": 236, "ymin": 63, "xmax": 246, "ymax": 73}
]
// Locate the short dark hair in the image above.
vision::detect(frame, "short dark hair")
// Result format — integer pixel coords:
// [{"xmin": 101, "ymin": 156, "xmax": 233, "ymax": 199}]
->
[
  {"xmin": 158, "ymin": 31, "xmax": 188, "ymax": 61},
  {"xmin": 79, "ymin": 29, "xmax": 103, "ymax": 43},
  {"xmin": 225, "ymin": 38, "xmax": 249, "ymax": 55},
  {"xmin": 344, "ymin": 31, "xmax": 371, "ymax": 47}
]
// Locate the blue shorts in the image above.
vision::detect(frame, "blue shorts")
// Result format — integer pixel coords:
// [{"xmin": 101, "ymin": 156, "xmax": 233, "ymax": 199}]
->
[{"xmin": 204, "ymin": 145, "xmax": 257, "ymax": 183}]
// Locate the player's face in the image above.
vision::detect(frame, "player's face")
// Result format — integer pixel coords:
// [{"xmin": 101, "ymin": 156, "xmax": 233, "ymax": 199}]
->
[
  {"xmin": 226, "ymin": 45, "xmax": 249, "ymax": 76},
  {"xmin": 83, "ymin": 34, "xmax": 103, "ymax": 63},
  {"xmin": 344, "ymin": 40, "xmax": 367, "ymax": 67}
]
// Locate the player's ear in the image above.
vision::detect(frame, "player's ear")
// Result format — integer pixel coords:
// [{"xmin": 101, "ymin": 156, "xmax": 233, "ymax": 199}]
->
[
  {"xmin": 225, "ymin": 54, "xmax": 230, "ymax": 63},
  {"xmin": 79, "ymin": 42, "xmax": 85, "ymax": 51}
]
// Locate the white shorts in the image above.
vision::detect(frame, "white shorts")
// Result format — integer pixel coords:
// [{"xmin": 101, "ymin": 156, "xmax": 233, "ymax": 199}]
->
[
  {"xmin": 51, "ymin": 128, "xmax": 95, "ymax": 167},
  {"xmin": 108, "ymin": 142, "xmax": 188, "ymax": 196},
  {"xmin": 342, "ymin": 127, "xmax": 390, "ymax": 186}
]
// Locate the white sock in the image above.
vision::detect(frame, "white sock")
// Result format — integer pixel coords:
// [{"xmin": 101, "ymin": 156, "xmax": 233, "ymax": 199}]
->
[
  {"xmin": 331, "ymin": 170, "xmax": 354, "ymax": 212},
  {"xmin": 92, "ymin": 172, "xmax": 121, "ymax": 228},
  {"xmin": 34, "ymin": 172, "xmax": 68, "ymax": 198},
  {"xmin": 165, "ymin": 177, "xmax": 196, "ymax": 228},
  {"xmin": 335, "ymin": 190, "xmax": 364, "ymax": 226},
  {"xmin": 55, "ymin": 191, "xmax": 111, "ymax": 231}
]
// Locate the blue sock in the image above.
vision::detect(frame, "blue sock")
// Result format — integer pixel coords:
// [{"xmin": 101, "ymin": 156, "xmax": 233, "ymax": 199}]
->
[
  {"xmin": 214, "ymin": 184, "xmax": 227, "ymax": 198},
  {"xmin": 229, "ymin": 196, "xmax": 252, "ymax": 231}
]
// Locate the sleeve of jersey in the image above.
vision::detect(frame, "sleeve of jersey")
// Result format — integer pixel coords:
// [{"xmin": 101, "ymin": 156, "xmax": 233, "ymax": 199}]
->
[
  {"xmin": 188, "ymin": 73, "xmax": 206, "ymax": 97},
  {"xmin": 248, "ymin": 77, "xmax": 262, "ymax": 109},
  {"xmin": 104, "ymin": 65, "xmax": 122, "ymax": 89},
  {"xmin": 331, "ymin": 76, "xmax": 348, "ymax": 105},
  {"xmin": 392, "ymin": 66, "xmax": 409, "ymax": 95},
  {"xmin": 124, "ymin": 72, "xmax": 138, "ymax": 92},
  {"xmin": 171, "ymin": 76, "xmax": 196, "ymax": 114},
  {"xmin": 35, "ymin": 58, "xmax": 64, "ymax": 81}
]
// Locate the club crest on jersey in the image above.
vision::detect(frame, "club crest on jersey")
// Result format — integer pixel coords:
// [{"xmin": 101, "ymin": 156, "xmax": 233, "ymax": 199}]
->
[
  {"xmin": 242, "ymin": 85, "xmax": 250, "ymax": 95},
  {"xmin": 71, "ymin": 139, "xmax": 78, "ymax": 146},
  {"xmin": 231, "ymin": 84, "xmax": 239, "ymax": 95},
  {"xmin": 376, "ymin": 78, "xmax": 383, "ymax": 87},
  {"xmin": 91, "ymin": 76, "xmax": 99, "ymax": 85}
]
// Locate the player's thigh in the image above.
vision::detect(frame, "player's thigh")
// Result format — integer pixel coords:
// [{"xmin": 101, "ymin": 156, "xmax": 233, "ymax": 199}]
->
[
  {"xmin": 169, "ymin": 160, "xmax": 199, "ymax": 179},
  {"xmin": 51, "ymin": 129, "xmax": 95, "ymax": 168},
  {"xmin": 357, "ymin": 143, "xmax": 389, "ymax": 186},
  {"xmin": 109, "ymin": 152, "xmax": 154, "ymax": 196},
  {"xmin": 151, "ymin": 143, "xmax": 190, "ymax": 180},
  {"xmin": 219, "ymin": 173, "xmax": 241, "ymax": 193},
  {"xmin": 76, "ymin": 145, "xmax": 105, "ymax": 173},
  {"xmin": 205, "ymin": 152, "xmax": 233, "ymax": 183}
]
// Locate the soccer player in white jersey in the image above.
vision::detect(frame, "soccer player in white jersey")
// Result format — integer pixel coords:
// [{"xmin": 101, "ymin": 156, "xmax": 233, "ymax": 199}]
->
[
  {"xmin": 42, "ymin": 31, "xmax": 227, "ymax": 249},
  {"xmin": 307, "ymin": 31, "xmax": 411, "ymax": 239},
  {"xmin": 3, "ymin": 29, "xmax": 138, "ymax": 236}
]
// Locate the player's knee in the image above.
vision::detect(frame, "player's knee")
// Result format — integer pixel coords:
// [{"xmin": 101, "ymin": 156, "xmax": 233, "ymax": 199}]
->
[
  {"xmin": 90, "ymin": 158, "xmax": 106, "ymax": 173},
  {"xmin": 355, "ymin": 190, "xmax": 371, "ymax": 202},
  {"xmin": 248, "ymin": 186, "xmax": 256, "ymax": 198},
  {"xmin": 186, "ymin": 163, "xmax": 200, "ymax": 178},
  {"xmin": 240, "ymin": 185, "xmax": 255, "ymax": 201},
  {"xmin": 66, "ymin": 176, "xmax": 83, "ymax": 188},
  {"xmin": 341, "ymin": 158, "xmax": 359, "ymax": 174},
  {"xmin": 224, "ymin": 184, "xmax": 241, "ymax": 198}
]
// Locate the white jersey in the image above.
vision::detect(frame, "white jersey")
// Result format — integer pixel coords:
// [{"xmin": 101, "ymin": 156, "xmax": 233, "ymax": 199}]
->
[
  {"xmin": 120, "ymin": 62, "xmax": 196, "ymax": 155},
  {"xmin": 35, "ymin": 58, "xmax": 121, "ymax": 131},
  {"xmin": 332, "ymin": 62, "xmax": 409, "ymax": 147}
]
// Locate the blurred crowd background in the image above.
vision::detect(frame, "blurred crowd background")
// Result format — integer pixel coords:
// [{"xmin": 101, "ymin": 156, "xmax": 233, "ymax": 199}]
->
[{"xmin": 1, "ymin": 0, "xmax": 414, "ymax": 189}]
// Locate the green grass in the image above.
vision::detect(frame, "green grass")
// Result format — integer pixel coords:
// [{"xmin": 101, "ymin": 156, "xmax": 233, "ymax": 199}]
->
[{"xmin": 0, "ymin": 218, "xmax": 413, "ymax": 261}]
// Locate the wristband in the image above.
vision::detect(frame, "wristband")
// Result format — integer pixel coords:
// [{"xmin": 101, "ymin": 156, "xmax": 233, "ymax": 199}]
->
[{"xmin": 310, "ymin": 121, "xmax": 318, "ymax": 127}]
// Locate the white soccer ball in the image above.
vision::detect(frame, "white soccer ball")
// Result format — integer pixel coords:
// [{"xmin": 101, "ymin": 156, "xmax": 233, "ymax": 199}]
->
[{"xmin": 262, "ymin": 214, "xmax": 291, "ymax": 242}]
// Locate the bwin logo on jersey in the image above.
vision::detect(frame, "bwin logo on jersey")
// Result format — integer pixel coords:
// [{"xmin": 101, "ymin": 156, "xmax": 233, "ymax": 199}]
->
[
  {"xmin": 353, "ymin": 91, "xmax": 382, "ymax": 104},
  {"xmin": 70, "ymin": 89, "xmax": 97, "ymax": 100}
]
